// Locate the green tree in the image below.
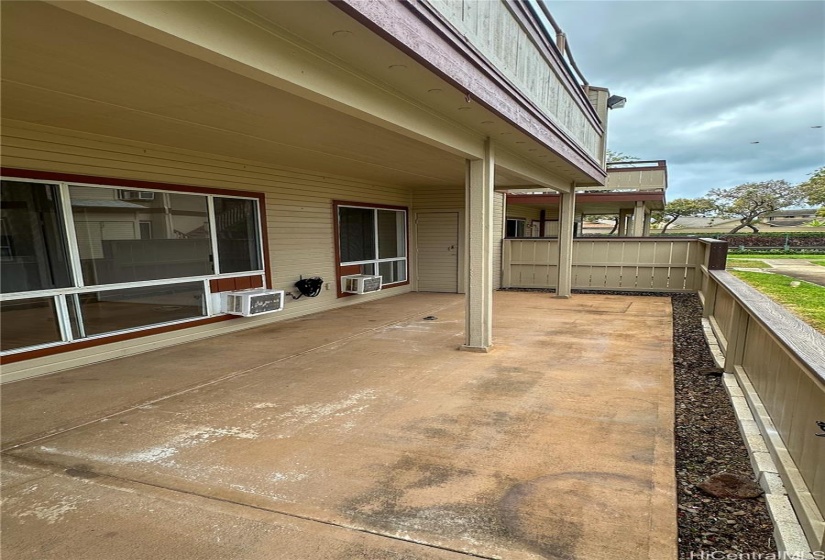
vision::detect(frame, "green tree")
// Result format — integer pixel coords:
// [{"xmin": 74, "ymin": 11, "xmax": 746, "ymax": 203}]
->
[
  {"xmin": 707, "ymin": 180, "xmax": 802, "ymax": 233},
  {"xmin": 606, "ymin": 150, "xmax": 638, "ymax": 163},
  {"xmin": 799, "ymin": 166, "xmax": 825, "ymax": 206},
  {"xmin": 652, "ymin": 197, "xmax": 715, "ymax": 234}
]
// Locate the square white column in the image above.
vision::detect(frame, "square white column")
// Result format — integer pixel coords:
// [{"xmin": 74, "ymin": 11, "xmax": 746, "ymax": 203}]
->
[{"xmin": 462, "ymin": 139, "xmax": 494, "ymax": 352}]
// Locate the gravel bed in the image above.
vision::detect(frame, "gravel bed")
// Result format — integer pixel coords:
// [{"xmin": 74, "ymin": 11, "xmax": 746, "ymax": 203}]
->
[
  {"xmin": 503, "ymin": 289, "xmax": 776, "ymax": 556},
  {"xmin": 671, "ymin": 292, "xmax": 774, "ymax": 557}
]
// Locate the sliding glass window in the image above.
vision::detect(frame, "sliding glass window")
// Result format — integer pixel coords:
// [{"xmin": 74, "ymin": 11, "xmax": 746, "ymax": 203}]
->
[
  {"xmin": 1, "ymin": 178, "xmax": 265, "ymax": 354},
  {"xmin": 1, "ymin": 181, "xmax": 72, "ymax": 293},
  {"xmin": 337, "ymin": 205, "xmax": 407, "ymax": 286}
]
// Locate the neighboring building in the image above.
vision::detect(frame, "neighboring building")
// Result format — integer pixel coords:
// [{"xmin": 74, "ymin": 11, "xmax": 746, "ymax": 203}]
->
[
  {"xmin": 662, "ymin": 216, "xmax": 743, "ymax": 231},
  {"xmin": 504, "ymin": 160, "xmax": 667, "ymax": 237},
  {"xmin": 1, "ymin": 0, "xmax": 616, "ymax": 380},
  {"xmin": 764, "ymin": 209, "xmax": 820, "ymax": 227}
]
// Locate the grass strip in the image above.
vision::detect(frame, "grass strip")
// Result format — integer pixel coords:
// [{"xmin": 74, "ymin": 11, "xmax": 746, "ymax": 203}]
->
[
  {"xmin": 730, "ymin": 271, "xmax": 825, "ymax": 333},
  {"xmin": 725, "ymin": 260, "xmax": 771, "ymax": 269}
]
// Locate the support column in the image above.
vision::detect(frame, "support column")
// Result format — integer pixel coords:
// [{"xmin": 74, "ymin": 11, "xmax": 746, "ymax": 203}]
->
[
  {"xmin": 643, "ymin": 208, "xmax": 652, "ymax": 236},
  {"xmin": 556, "ymin": 186, "xmax": 576, "ymax": 298},
  {"xmin": 462, "ymin": 138, "xmax": 494, "ymax": 352},
  {"xmin": 617, "ymin": 210, "xmax": 628, "ymax": 236},
  {"xmin": 631, "ymin": 201, "xmax": 646, "ymax": 237}
]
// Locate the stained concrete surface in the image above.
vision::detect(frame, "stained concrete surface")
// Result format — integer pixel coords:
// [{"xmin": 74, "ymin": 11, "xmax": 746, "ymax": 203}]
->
[{"xmin": 2, "ymin": 292, "xmax": 677, "ymax": 559}]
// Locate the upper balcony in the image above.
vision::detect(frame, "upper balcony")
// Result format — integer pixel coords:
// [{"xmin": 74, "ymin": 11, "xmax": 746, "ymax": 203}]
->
[
  {"xmin": 592, "ymin": 160, "xmax": 669, "ymax": 193},
  {"xmin": 426, "ymin": 0, "xmax": 603, "ymax": 161},
  {"xmin": 336, "ymin": 0, "xmax": 608, "ymax": 185}
]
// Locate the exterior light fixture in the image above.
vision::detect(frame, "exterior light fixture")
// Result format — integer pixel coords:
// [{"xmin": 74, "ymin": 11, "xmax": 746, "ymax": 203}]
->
[{"xmin": 607, "ymin": 95, "xmax": 627, "ymax": 109}]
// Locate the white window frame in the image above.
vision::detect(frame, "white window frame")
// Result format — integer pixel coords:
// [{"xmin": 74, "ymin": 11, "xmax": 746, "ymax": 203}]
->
[
  {"xmin": 0, "ymin": 176, "xmax": 268, "ymax": 355},
  {"xmin": 337, "ymin": 204, "xmax": 408, "ymax": 286}
]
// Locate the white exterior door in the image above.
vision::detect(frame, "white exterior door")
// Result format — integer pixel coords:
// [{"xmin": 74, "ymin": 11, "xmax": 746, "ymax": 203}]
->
[{"xmin": 416, "ymin": 212, "xmax": 459, "ymax": 292}]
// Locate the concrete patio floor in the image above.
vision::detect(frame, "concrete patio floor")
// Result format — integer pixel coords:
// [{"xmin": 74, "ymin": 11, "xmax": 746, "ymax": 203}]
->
[{"xmin": 1, "ymin": 292, "xmax": 677, "ymax": 560}]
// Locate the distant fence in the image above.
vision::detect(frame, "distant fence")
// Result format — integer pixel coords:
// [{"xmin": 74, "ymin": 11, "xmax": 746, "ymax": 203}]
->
[{"xmin": 501, "ymin": 237, "xmax": 719, "ymax": 291}]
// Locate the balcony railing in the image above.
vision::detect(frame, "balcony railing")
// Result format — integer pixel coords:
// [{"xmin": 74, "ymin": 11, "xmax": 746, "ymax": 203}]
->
[
  {"xmin": 580, "ymin": 160, "xmax": 668, "ymax": 192},
  {"xmin": 428, "ymin": 0, "xmax": 601, "ymax": 160}
]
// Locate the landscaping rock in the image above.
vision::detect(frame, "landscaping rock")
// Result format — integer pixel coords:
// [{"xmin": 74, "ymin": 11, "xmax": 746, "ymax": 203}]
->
[{"xmin": 697, "ymin": 472, "xmax": 764, "ymax": 499}]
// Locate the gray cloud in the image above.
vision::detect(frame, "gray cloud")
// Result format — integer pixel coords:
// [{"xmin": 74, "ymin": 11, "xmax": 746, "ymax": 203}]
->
[{"xmin": 546, "ymin": 0, "xmax": 825, "ymax": 198}]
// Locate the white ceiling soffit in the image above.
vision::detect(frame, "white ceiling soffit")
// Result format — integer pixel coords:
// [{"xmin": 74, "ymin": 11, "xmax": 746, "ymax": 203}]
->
[{"xmin": 1, "ymin": 1, "xmax": 585, "ymax": 189}]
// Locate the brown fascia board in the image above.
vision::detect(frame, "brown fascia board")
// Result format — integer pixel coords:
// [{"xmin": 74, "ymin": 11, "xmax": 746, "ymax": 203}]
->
[
  {"xmin": 606, "ymin": 160, "xmax": 667, "ymax": 172},
  {"xmin": 331, "ymin": 0, "xmax": 606, "ymax": 185},
  {"xmin": 507, "ymin": 192, "xmax": 666, "ymax": 205}
]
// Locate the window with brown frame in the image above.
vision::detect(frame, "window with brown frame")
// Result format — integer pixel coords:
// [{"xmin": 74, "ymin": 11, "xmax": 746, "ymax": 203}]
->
[
  {"xmin": 334, "ymin": 201, "xmax": 408, "ymax": 295},
  {"xmin": 0, "ymin": 170, "xmax": 269, "ymax": 358}
]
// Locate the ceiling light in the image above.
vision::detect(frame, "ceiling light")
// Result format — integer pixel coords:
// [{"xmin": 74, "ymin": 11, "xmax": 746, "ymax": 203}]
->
[
  {"xmin": 332, "ymin": 30, "xmax": 352, "ymax": 38},
  {"xmin": 388, "ymin": 64, "xmax": 407, "ymax": 71},
  {"xmin": 457, "ymin": 107, "xmax": 471, "ymax": 111},
  {"xmin": 481, "ymin": 120, "xmax": 494, "ymax": 125},
  {"xmin": 427, "ymin": 88, "xmax": 443, "ymax": 94},
  {"xmin": 607, "ymin": 95, "xmax": 627, "ymax": 109}
]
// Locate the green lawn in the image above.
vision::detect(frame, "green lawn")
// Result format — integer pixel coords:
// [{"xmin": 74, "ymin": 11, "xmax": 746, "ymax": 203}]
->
[
  {"xmin": 725, "ymin": 260, "xmax": 771, "ymax": 269},
  {"xmin": 730, "ymin": 271, "xmax": 825, "ymax": 333}
]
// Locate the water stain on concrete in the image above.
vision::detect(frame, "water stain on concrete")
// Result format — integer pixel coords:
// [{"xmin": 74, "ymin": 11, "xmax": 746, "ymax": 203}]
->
[
  {"xmin": 468, "ymin": 366, "xmax": 544, "ymax": 398},
  {"xmin": 499, "ymin": 472, "xmax": 653, "ymax": 559},
  {"xmin": 64, "ymin": 466, "xmax": 99, "ymax": 479},
  {"xmin": 342, "ymin": 454, "xmax": 519, "ymax": 550}
]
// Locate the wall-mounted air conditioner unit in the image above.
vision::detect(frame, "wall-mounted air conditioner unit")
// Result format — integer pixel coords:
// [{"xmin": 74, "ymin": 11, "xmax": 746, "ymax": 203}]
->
[
  {"xmin": 341, "ymin": 274, "xmax": 382, "ymax": 294},
  {"xmin": 222, "ymin": 289, "xmax": 284, "ymax": 317},
  {"xmin": 119, "ymin": 190, "xmax": 155, "ymax": 201}
]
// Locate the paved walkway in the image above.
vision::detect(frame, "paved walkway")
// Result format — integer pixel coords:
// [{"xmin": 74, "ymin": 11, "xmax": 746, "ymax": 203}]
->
[
  {"xmin": 760, "ymin": 259, "xmax": 825, "ymax": 287},
  {"xmin": 2, "ymin": 292, "xmax": 676, "ymax": 560}
]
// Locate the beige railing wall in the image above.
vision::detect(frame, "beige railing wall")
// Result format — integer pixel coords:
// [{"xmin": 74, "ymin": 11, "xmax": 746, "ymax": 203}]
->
[
  {"xmin": 428, "ymin": 0, "xmax": 601, "ymax": 160},
  {"xmin": 701, "ymin": 267, "xmax": 825, "ymax": 551},
  {"xmin": 502, "ymin": 238, "xmax": 703, "ymax": 291},
  {"xmin": 588, "ymin": 160, "xmax": 667, "ymax": 192}
]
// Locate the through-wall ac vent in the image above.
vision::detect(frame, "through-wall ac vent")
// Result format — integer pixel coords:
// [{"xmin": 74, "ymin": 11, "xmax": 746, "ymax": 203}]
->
[
  {"xmin": 341, "ymin": 275, "xmax": 382, "ymax": 294},
  {"xmin": 118, "ymin": 190, "xmax": 155, "ymax": 201},
  {"xmin": 222, "ymin": 289, "xmax": 284, "ymax": 317}
]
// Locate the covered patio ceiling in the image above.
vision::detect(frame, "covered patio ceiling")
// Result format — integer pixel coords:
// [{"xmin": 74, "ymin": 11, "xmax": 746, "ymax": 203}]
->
[{"xmin": 0, "ymin": 1, "xmax": 591, "ymax": 191}]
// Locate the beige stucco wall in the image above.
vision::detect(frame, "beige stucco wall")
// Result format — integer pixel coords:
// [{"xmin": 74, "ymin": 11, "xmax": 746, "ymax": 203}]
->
[{"xmin": 1, "ymin": 121, "xmax": 423, "ymax": 380}]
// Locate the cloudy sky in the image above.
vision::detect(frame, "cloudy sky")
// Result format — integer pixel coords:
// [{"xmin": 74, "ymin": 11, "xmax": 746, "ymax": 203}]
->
[{"xmin": 546, "ymin": 0, "xmax": 824, "ymax": 200}]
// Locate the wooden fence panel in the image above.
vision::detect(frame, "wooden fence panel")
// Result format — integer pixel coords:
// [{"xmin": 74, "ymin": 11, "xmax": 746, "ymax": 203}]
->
[
  {"xmin": 501, "ymin": 238, "xmax": 702, "ymax": 291},
  {"xmin": 702, "ymin": 269, "xmax": 825, "ymax": 551}
]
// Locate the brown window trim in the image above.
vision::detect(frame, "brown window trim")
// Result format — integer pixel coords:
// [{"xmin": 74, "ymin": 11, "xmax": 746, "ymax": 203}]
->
[
  {"xmin": 0, "ymin": 167, "xmax": 273, "ymax": 364},
  {"xmin": 332, "ymin": 200, "xmax": 410, "ymax": 298},
  {"xmin": 0, "ymin": 315, "xmax": 235, "ymax": 365}
]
